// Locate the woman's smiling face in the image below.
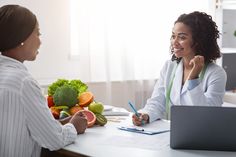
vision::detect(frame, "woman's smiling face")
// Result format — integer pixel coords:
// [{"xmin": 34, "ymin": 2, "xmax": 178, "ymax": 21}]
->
[{"xmin": 171, "ymin": 22, "xmax": 196, "ymax": 60}]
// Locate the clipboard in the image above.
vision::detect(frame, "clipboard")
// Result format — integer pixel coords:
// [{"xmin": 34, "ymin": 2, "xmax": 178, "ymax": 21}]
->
[{"xmin": 117, "ymin": 126, "xmax": 170, "ymax": 135}]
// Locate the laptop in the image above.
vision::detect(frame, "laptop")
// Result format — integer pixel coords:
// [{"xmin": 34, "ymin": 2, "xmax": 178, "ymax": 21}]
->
[{"xmin": 170, "ymin": 105, "xmax": 236, "ymax": 151}]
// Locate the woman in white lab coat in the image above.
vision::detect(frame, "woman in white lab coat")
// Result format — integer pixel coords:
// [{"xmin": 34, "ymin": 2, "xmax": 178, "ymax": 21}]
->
[{"xmin": 132, "ymin": 11, "xmax": 226, "ymax": 125}]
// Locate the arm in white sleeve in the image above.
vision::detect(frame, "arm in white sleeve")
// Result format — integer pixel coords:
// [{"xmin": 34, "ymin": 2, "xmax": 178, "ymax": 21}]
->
[
  {"xmin": 139, "ymin": 61, "xmax": 171, "ymax": 122},
  {"xmin": 21, "ymin": 78, "xmax": 77, "ymax": 151}
]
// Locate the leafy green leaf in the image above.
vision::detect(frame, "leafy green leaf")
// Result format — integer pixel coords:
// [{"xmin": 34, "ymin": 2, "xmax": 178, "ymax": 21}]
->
[
  {"xmin": 69, "ymin": 79, "xmax": 88, "ymax": 95},
  {"xmin": 47, "ymin": 79, "xmax": 88, "ymax": 96},
  {"xmin": 48, "ymin": 79, "xmax": 69, "ymax": 96}
]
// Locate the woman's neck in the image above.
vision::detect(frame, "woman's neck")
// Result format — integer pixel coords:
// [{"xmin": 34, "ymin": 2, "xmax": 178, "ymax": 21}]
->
[
  {"xmin": 182, "ymin": 57, "xmax": 192, "ymax": 70},
  {"xmin": 2, "ymin": 49, "xmax": 24, "ymax": 63}
]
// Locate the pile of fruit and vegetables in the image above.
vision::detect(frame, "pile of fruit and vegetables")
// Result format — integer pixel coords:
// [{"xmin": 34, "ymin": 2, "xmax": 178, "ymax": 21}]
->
[{"xmin": 47, "ymin": 79, "xmax": 107, "ymax": 127}]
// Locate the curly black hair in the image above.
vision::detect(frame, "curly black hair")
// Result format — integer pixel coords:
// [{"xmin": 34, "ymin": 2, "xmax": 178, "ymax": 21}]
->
[{"xmin": 171, "ymin": 11, "xmax": 221, "ymax": 63}]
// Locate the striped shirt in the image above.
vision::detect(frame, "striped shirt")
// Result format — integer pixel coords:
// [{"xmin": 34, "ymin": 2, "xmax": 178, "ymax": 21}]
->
[{"xmin": 0, "ymin": 55, "xmax": 77, "ymax": 157}]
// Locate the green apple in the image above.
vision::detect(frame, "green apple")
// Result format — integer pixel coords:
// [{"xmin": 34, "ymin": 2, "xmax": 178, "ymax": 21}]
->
[{"xmin": 88, "ymin": 102, "xmax": 104, "ymax": 114}]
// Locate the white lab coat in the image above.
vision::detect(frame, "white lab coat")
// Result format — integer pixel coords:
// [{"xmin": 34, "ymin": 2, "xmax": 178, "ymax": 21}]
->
[{"xmin": 140, "ymin": 59, "xmax": 227, "ymax": 122}]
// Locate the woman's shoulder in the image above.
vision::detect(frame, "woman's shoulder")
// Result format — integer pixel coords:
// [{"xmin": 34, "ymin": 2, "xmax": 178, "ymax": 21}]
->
[
  {"xmin": 163, "ymin": 59, "xmax": 178, "ymax": 69},
  {"xmin": 207, "ymin": 62, "xmax": 223, "ymax": 70},
  {"xmin": 206, "ymin": 62, "xmax": 226, "ymax": 76}
]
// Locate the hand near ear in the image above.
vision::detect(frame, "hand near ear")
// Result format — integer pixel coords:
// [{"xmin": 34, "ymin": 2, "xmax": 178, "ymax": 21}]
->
[{"xmin": 188, "ymin": 55, "xmax": 205, "ymax": 80}]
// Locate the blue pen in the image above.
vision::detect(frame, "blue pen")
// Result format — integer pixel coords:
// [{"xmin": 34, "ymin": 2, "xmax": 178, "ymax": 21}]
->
[{"xmin": 128, "ymin": 101, "xmax": 145, "ymax": 125}]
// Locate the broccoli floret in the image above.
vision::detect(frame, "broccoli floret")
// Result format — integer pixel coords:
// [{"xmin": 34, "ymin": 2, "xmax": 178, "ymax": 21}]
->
[{"xmin": 53, "ymin": 85, "xmax": 78, "ymax": 107}]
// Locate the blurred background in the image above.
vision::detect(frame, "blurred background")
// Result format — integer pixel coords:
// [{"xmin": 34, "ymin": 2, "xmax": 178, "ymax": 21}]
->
[{"xmin": 1, "ymin": 0, "xmax": 235, "ymax": 110}]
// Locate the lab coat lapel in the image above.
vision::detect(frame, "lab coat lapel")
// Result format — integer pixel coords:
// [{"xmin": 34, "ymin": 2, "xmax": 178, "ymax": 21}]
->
[
  {"xmin": 170, "ymin": 61, "xmax": 183, "ymax": 105},
  {"xmin": 181, "ymin": 81, "xmax": 188, "ymax": 95}
]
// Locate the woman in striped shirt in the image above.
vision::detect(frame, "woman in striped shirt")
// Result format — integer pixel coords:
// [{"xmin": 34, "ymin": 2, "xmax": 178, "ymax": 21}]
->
[{"xmin": 0, "ymin": 5, "xmax": 87, "ymax": 157}]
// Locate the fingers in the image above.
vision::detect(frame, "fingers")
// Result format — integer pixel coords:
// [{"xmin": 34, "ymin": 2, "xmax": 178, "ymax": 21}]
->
[
  {"xmin": 70, "ymin": 112, "xmax": 88, "ymax": 134},
  {"xmin": 132, "ymin": 113, "xmax": 149, "ymax": 126},
  {"xmin": 192, "ymin": 55, "xmax": 204, "ymax": 65},
  {"xmin": 76, "ymin": 118, "xmax": 87, "ymax": 134},
  {"xmin": 76, "ymin": 110, "xmax": 86, "ymax": 118},
  {"xmin": 132, "ymin": 114, "xmax": 141, "ymax": 126},
  {"xmin": 189, "ymin": 55, "xmax": 202, "ymax": 67},
  {"xmin": 73, "ymin": 111, "xmax": 87, "ymax": 121},
  {"xmin": 142, "ymin": 114, "xmax": 149, "ymax": 122},
  {"xmin": 188, "ymin": 55, "xmax": 205, "ymax": 80}
]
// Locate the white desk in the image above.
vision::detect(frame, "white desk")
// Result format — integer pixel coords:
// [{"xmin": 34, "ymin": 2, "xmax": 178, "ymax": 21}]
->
[
  {"xmin": 224, "ymin": 91, "xmax": 236, "ymax": 104},
  {"xmin": 42, "ymin": 115, "xmax": 236, "ymax": 157}
]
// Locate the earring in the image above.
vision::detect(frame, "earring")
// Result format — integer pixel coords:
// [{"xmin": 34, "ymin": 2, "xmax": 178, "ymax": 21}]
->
[{"xmin": 21, "ymin": 42, "xmax": 24, "ymax": 46}]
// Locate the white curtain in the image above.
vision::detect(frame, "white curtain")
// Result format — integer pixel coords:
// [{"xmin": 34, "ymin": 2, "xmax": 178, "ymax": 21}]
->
[{"xmin": 70, "ymin": 0, "xmax": 211, "ymax": 109}]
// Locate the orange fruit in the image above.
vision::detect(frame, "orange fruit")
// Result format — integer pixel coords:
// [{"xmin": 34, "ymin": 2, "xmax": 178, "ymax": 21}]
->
[
  {"xmin": 69, "ymin": 105, "xmax": 84, "ymax": 115},
  {"xmin": 78, "ymin": 92, "xmax": 94, "ymax": 107},
  {"xmin": 81, "ymin": 110, "xmax": 96, "ymax": 127},
  {"xmin": 50, "ymin": 107, "xmax": 60, "ymax": 119}
]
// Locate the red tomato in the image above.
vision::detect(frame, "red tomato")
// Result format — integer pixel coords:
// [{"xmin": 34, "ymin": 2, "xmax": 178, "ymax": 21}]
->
[{"xmin": 47, "ymin": 96, "xmax": 55, "ymax": 108}]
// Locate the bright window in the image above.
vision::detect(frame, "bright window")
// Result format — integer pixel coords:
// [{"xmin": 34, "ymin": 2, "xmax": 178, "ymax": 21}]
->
[{"xmin": 70, "ymin": 0, "xmax": 210, "ymax": 82}]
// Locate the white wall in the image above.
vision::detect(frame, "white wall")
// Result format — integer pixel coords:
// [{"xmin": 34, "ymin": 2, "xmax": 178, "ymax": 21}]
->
[
  {"xmin": 0, "ymin": 0, "xmax": 214, "ymax": 85},
  {"xmin": 86, "ymin": 80, "xmax": 157, "ymax": 110},
  {"xmin": 0, "ymin": 0, "xmax": 156, "ymax": 110},
  {"xmin": 0, "ymin": 1, "xmax": 216, "ymax": 110}
]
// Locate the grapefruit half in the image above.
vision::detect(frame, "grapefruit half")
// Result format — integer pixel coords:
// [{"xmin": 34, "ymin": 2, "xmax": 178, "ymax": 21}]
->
[
  {"xmin": 82, "ymin": 110, "xmax": 96, "ymax": 127},
  {"xmin": 78, "ymin": 92, "xmax": 94, "ymax": 107}
]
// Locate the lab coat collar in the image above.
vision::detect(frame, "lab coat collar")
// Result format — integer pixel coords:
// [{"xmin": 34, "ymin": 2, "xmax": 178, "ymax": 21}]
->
[{"xmin": 170, "ymin": 60, "xmax": 183, "ymax": 105}]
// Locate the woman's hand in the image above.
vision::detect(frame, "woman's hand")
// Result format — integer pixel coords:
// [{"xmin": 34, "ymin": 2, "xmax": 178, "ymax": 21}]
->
[
  {"xmin": 69, "ymin": 111, "xmax": 87, "ymax": 134},
  {"xmin": 132, "ymin": 113, "xmax": 149, "ymax": 126},
  {"xmin": 188, "ymin": 55, "xmax": 205, "ymax": 80}
]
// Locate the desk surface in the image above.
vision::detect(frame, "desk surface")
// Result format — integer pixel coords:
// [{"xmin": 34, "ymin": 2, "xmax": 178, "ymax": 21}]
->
[
  {"xmin": 224, "ymin": 92, "xmax": 236, "ymax": 104},
  {"xmin": 56, "ymin": 115, "xmax": 236, "ymax": 157}
]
